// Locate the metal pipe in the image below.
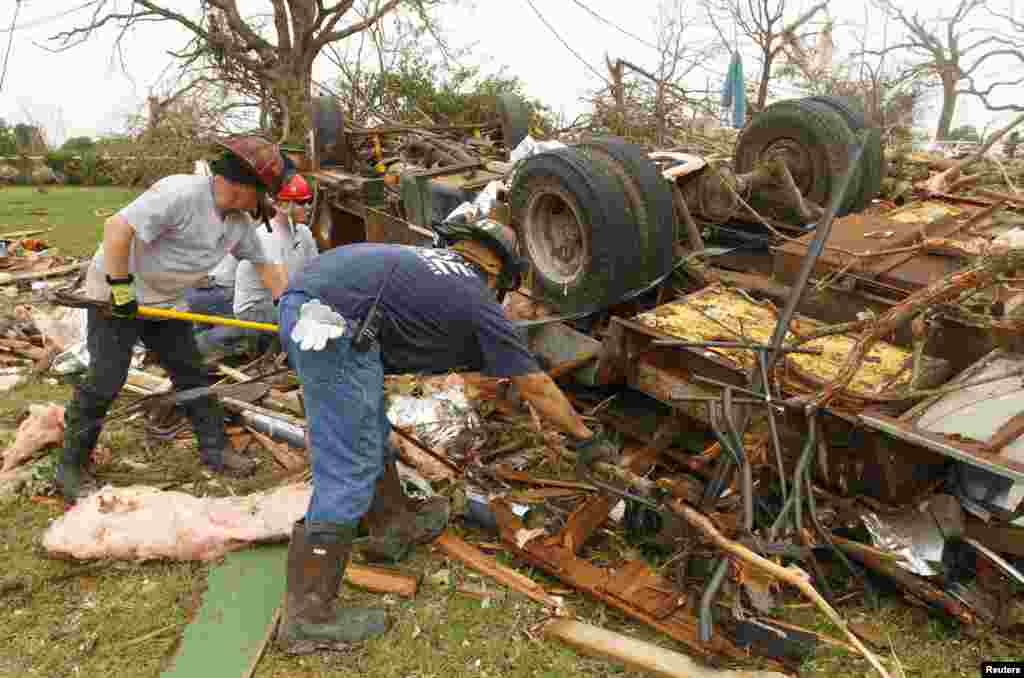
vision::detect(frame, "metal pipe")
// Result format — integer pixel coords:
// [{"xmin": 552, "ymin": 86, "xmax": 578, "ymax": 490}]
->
[
  {"xmin": 239, "ymin": 410, "xmax": 307, "ymax": 448},
  {"xmin": 763, "ymin": 137, "xmax": 867, "ymax": 372},
  {"xmin": 699, "ymin": 558, "xmax": 730, "ymax": 642}
]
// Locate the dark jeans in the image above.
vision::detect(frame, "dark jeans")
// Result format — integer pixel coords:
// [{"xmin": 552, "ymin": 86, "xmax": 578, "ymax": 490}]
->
[{"xmin": 61, "ymin": 308, "xmax": 226, "ymax": 465}]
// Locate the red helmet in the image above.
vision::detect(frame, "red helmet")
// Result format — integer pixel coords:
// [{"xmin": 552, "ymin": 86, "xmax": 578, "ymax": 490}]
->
[
  {"xmin": 277, "ymin": 173, "xmax": 312, "ymax": 202},
  {"xmin": 216, "ymin": 135, "xmax": 288, "ymax": 194}
]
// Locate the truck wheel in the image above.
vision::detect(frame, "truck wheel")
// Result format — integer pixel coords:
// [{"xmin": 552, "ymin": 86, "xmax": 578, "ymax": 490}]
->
[
  {"xmin": 734, "ymin": 99, "xmax": 859, "ymax": 215},
  {"xmin": 799, "ymin": 97, "xmax": 883, "ymax": 212},
  {"xmin": 573, "ymin": 137, "xmax": 677, "ymax": 287},
  {"xmin": 510, "ymin": 148, "xmax": 641, "ymax": 313},
  {"xmin": 496, "ymin": 94, "xmax": 531, "ymax": 152},
  {"xmin": 804, "ymin": 95, "xmax": 867, "ymax": 130}
]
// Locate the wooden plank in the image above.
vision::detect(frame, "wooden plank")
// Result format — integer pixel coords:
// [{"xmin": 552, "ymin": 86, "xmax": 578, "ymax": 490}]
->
[
  {"xmin": 435, "ymin": 532, "xmax": 564, "ymax": 610},
  {"xmin": 492, "ymin": 465, "xmax": 596, "ymax": 491},
  {"xmin": 543, "ymin": 618, "xmax": 788, "ymax": 678},
  {"xmin": 346, "ymin": 563, "xmax": 419, "ymax": 598},
  {"xmin": 490, "ymin": 499, "xmax": 756, "ymax": 665},
  {"xmin": 562, "ymin": 496, "xmax": 616, "ymax": 554},
  {"xmin": 0, "ymin": 261, "xmax": 87, "ymax": 285}
]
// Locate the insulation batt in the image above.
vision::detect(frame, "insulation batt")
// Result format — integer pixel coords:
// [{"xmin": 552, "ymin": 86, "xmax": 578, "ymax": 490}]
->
[
  {"xmin": 0, "ymin": 403, "xmax": 65, "ymax": 475},
  {"xmin": 42, "ymin": 483, "xmax": 312, "ymax": 562}
]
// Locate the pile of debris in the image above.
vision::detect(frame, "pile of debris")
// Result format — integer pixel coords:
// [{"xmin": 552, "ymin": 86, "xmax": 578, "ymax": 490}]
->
[{"xmin": 8, "ymin": 100, "xmax": 1024, "ymax": 676}]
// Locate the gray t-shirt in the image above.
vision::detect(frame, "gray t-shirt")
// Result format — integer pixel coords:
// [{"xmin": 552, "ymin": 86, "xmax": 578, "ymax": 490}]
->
[
  {"xmin": 209, "ymin": 253, "xmax": 240, "ymax": 289},
  {"xmin": 85, "ymin": 175, "xmax": 276, "ymax": 308},
  {"xmin": 234, "ymin": 214, "xmax": 317, "ymax": 317}
]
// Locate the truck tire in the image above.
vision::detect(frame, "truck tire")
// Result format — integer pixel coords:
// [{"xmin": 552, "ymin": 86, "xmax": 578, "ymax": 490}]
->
[
  {"xmin": 509, "ymin": 148, "xmax": 641, "ymax": 313},
  {"xmin": 573, "ymin": 137, "xmax": 677, "ymax": 288},
  {"xmin": 735, "ymin": 99, "xmax": 860, "ymax": 216},
  {"xmin": 802, "ymin": 96, "xmax": 883, "ymax": 212},
  {"xmin": 496, "ymin": 94, "xmax": 530, "ymax": 152},
  {"xmin": 804, "ymin": 95, "xmax": 867, "ymax": 130}
]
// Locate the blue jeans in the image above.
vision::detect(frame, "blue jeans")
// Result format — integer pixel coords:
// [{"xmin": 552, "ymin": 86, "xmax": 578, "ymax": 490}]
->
[
  {"xmin": 279, "ymin": 292, "xmax": 392, "ymax": 524},
  {"xmin": 187, "ymin": 286, "xmax": 248, "ymax": 356}
]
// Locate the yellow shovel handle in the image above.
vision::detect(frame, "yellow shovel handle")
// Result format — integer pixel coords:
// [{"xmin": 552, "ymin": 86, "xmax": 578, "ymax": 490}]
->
[{"xmin": 137, "ymin": 306, "xmax": 280, "ymax": 333}]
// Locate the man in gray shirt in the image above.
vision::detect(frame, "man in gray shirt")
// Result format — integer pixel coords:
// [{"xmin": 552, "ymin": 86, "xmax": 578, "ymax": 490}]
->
[
  {"xmin": 57, "ymin": 136, "xmax": 290, "ymax": 503},
  {"xmin": 230, "ymin": 175, "xmax": 318, "ymax": 354}
]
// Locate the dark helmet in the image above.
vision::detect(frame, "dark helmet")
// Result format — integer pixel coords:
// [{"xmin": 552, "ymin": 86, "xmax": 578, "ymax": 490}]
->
[
  {"xmin": 435, "ymin": 218, "xmax": 525, "ymax": 296},
  {"xmin": 216, "ymin": 135, "xmax": 293, "ymax": 194}
]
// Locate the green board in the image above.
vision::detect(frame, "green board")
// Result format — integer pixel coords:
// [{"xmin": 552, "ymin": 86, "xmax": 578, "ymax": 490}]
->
[{"xmin": 162, "ymin": 545, "xmax": 287, "ymax": 678}]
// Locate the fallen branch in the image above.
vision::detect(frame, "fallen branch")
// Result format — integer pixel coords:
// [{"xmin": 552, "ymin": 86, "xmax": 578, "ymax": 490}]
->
[
  {"xmin": 668, "ymin": 499, "xmax": 891, "ymax": 678},
  {"xmin": 923, "ymin": 112, "xmax": 1024, "ymax": 194},
  {"xmin": 346, "ymin": 563, "xmax": 419, "ymax": 598},
  {"xmin": 816, "ymin": 249, "xmax": 1024, "ymax": 407}
]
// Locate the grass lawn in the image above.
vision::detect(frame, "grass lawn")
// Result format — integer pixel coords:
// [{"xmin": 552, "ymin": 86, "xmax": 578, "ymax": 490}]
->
[
  {"xmin": 0, "ymin": 185, "xmax": 141, "ymax": 256},
  {"xmin": 0, "ymin": 186, "xmax": 1022, "ymax": 677}
]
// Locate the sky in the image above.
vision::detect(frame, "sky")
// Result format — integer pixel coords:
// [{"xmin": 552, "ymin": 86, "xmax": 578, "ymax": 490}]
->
[{"xmin": 1, "ymin": 0, "xmax": 1022, "ymax": 146}]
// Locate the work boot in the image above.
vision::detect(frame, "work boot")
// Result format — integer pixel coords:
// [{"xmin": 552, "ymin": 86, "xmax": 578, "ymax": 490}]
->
[
  {"xmin": 278, "ymin": 520, "xmax": 391, "ymax": 654},
  {"xmin": 55, "ymin": 398, "xmax": 102, "ymax": 503},
  {"xmin": 185, "ymin": 396, "xmax": 258, "ymax": 477},
  {"xmin": 361, "ymin": 459, "xmax": 450, "ymax": 563},
  {"xmin": 199, "ymin": 446, "xmax": 259, "ymax": 477}
]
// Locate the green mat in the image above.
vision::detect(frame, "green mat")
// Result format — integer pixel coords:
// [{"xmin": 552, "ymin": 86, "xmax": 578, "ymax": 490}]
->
[{"xmin": 162, "ymin": 545, "xmax": 287, "ymax": 678}]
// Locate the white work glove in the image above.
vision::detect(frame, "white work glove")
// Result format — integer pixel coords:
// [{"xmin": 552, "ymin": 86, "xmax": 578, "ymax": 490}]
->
[{"xmin": 291, "ymin": 299, "xmax": 347, "ymax": 351}]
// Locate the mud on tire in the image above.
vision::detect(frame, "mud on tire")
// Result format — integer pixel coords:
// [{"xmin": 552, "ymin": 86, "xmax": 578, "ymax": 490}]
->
[
  {"xmin": 509, "ymin": 148, "xmax": 643, "ymax": 313},
  {"xmin": 572, "ymin": 137, "xmax": 677, "ymax": 288},
  {"xmin": 734, "ymin": 99, "xmax": 860, "ymax": 216}
]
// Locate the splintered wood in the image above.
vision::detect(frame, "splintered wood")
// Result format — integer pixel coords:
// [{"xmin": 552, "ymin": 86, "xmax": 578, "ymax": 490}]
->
[{"xmin": 633, "ymin": 285, "xmax": 941, "ymax": 399}]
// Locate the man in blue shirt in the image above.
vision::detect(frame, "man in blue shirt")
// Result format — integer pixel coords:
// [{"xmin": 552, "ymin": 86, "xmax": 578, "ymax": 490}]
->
[{"xmin": 275, "ymin": 220, "xmax": 618, "ymax": 652}]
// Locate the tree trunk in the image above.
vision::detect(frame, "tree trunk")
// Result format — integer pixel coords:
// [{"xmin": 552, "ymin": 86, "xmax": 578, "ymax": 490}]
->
[
  {"xmin": 270, "ymin": 58, "xmax": 314, "ymax": 146},
  {"xmin": 756, "ymin": 49, "xmax": 773, "ymax": 111},
  {"xmin": 935, "ymin": 75, "xmax": 958, "ymax": 142}
]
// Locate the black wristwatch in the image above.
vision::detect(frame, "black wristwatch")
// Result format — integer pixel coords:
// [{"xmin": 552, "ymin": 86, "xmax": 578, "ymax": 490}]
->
[{"xmin": 105, "ymin": 273, "xmax": 134, "ymax": 285}]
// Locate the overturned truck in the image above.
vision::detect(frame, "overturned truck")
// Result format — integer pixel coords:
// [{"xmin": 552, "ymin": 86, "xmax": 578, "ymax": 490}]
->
[{"xmin": 296, "ymin": 93, "xmax": 1024, "ymax": 669}]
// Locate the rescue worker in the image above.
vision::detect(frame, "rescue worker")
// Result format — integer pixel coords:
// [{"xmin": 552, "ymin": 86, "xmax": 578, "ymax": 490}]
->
[
  {"xmin": 56, "ymin": 136, "xmax": 291, "ymax": 503},
  {"xmin": 275, "ymin": 219, "xmax": 620, "ymax": 651},
  {"xmin": 230, "ymin": 173, "xmax": 318, "ymax": 355}
]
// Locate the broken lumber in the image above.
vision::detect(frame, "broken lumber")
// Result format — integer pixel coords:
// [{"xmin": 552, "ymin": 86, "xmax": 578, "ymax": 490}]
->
[
  {"xmin": 0, "ymin": 261, "xmax": 87, "ymax": 285},
  {"xmin": 492, "ymin": 465, "xmax": 596, "ymax": 492},
  {"xmin": 346, "ymin": 563, "xmax": 419, "ymax": 598},
  {"xmin": 667, "ymin": 499, "xmax": 891, "ymax": 678},
  {"xmin": 543, "ymin": 618, "xmax": 788, "ymax": 678},
  {"xmin": 434, "ymin": 531, "xmax": 565, "ymax": 611},
  {"xmin": 490, "ymin": 499, "xmax": 759, "ymax": 665},
  {"xmin": 246, "ymin": 428, "xmax": 306, "ymax": 471}
]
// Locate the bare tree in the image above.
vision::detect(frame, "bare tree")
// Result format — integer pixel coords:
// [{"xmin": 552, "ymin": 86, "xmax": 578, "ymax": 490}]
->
[
  {"xmin": 589, "ymin": 0, "xmax": 720, "ymax": 144},
  {"xmin": 49, "ymin": 0, "xmax": 443, "ymax": 144},
  {"xmin": 867, "ymin": 0, "xmax": 1016, "ymax": 141},
  {"xmin": 958, "ymin": 3, "xmax": 1024, "ymax": 113},
  {"xmin": 702, "ymin": 0, "xmax": 828, "ymax": 110}
]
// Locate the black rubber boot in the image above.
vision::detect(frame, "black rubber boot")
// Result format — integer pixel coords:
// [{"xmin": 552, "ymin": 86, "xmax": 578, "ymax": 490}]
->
[
  {"xmin": 278, "ymin": 520, "xmax": 391, "ymax": 654},
  {"xmin": 361, "ymin": 459, "xmax": 449, "ymax": 563},
  {"xmin": 185, "ymin": 396, "xmax": 257, "ymax": 477},
  {"xmin": 55, "ymin": 396, "xmax": 103, "ymax": 503}
]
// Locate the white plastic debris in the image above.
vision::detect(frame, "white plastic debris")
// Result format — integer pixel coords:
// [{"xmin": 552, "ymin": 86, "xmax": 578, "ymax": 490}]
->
[
  {"xmin": 387, "ymin": 383, "xmax": 480, "ymax": 456},
  {"xmin": 442, "ymin": 179, "xmax": 505, "ymax": 226},
  {"xmin": 291, "ymin": 298, "xmax": 347, "ymax": 351},
  {"xmin": 994, "ymin": 226, "xmax": 1024, "ymax": 250},
  {"xmin": 508, "ymin": 135, "xmax": 567, "ymax": 166}
]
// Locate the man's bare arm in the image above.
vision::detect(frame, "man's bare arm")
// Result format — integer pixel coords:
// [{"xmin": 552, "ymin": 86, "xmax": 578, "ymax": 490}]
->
[
  {"xmin": 254, "ymin": 262, "xmax": 288, "ymax": 300},
  {"xmin": 511, "ymin": 372, "xmax": 593, "ymax": 441},
  {"xmin": 102, "ymin": 215, "xmax": 136, "ymax": 278}
]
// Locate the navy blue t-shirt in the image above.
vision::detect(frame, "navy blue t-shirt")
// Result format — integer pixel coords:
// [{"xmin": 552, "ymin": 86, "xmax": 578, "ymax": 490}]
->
[{"xmin": 286, "ymin": 243, "xmax": 539, "ymax": 378}]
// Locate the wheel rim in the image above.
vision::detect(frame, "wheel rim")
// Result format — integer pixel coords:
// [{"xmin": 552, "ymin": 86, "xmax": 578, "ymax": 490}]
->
[
  {"xmin": 762, "ymin": 138, "xmax": 814, "ymax": 196},
  {"xmin": 524, "ymin": 188, "xmax": 589, "ymax": 285}
]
